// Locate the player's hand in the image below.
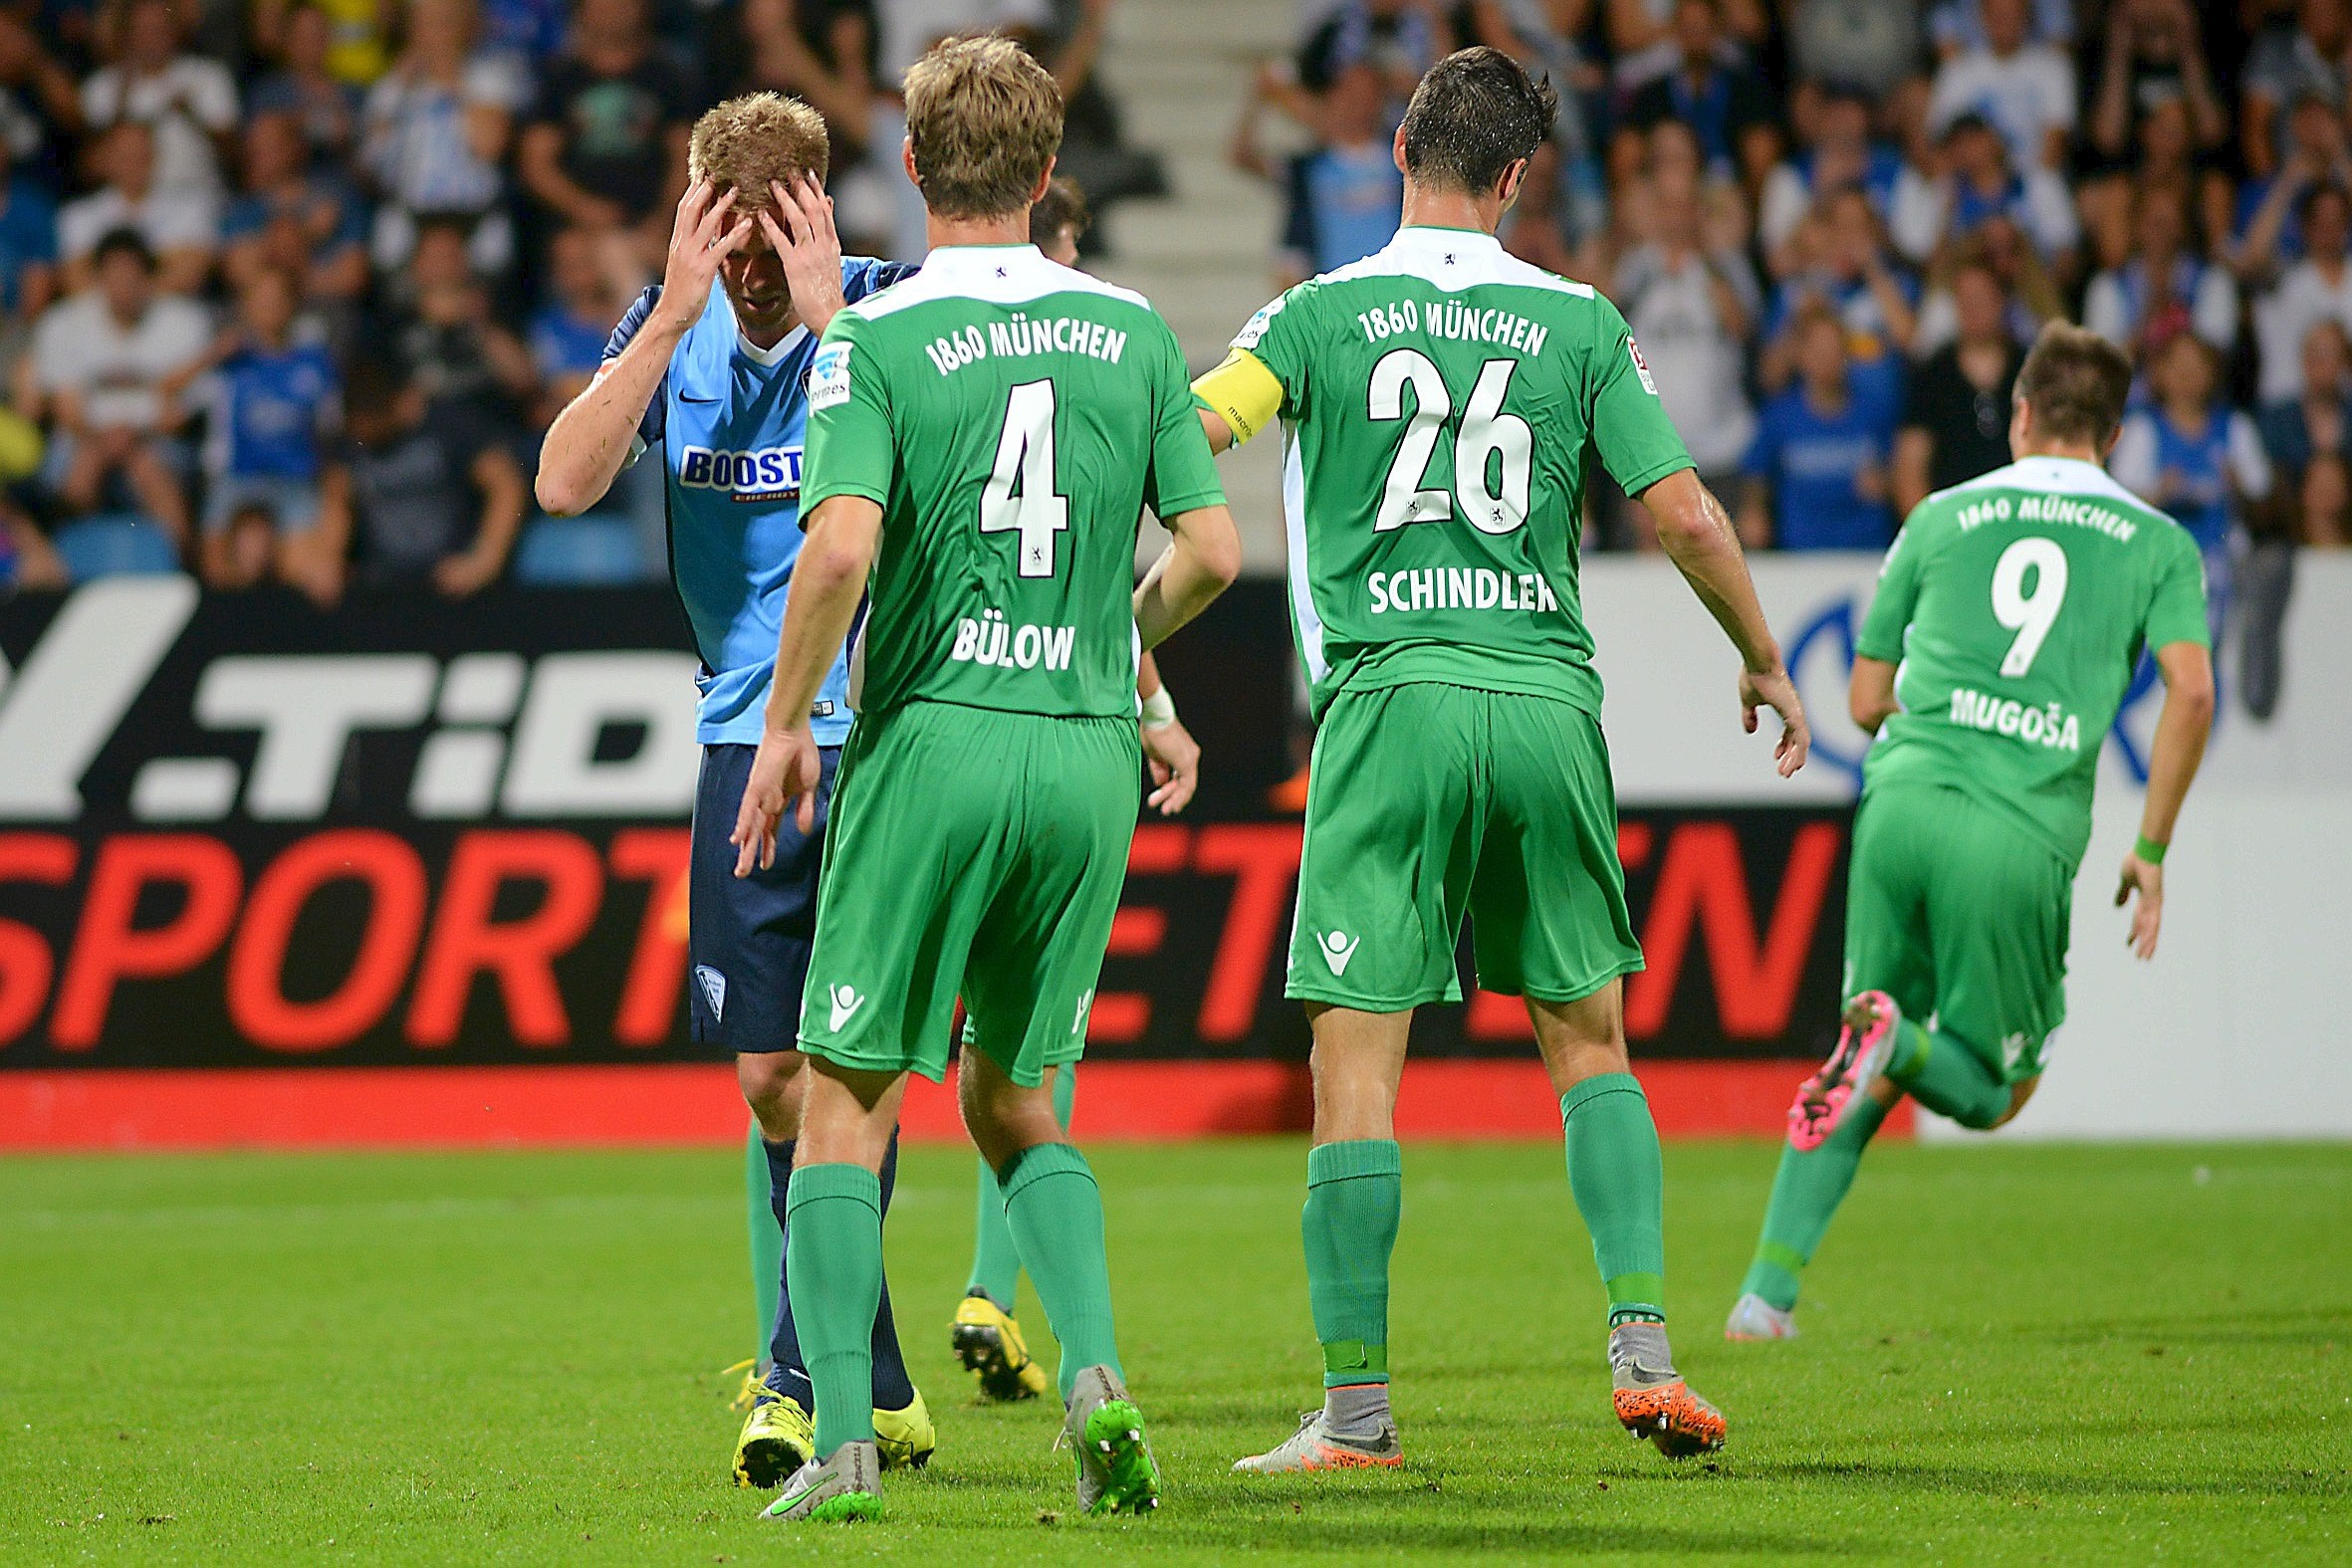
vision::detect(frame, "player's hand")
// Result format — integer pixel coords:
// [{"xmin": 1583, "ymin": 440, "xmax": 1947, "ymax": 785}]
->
[
  {"xmin": 657, "ymin": 178, "xmax": 751, "ymax": 333},
  {"xmin": 1141, "ymin": 715, "xmax": 1202, "ymax": 815},
  {"xmin": 761, "ymin": 175, "xmax": 846, "ymax": 336},
  {"xmin": 2115, "ymin": 852, "xmax": 2164, "ymax": 960},
  {"xmin": 1739, "ymin": 665, "xmax": 1810, "ymax": 778},
  {"xmin": 732, "ymin": 722, "xmax": 822, "ymax": 876}
]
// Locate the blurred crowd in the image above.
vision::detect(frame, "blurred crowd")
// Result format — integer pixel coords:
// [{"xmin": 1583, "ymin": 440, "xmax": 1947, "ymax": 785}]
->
[
  {"xmin": 5, "ymin": 0, "xmax": 2352, "ymax": 616},
  {"xmin": 0, "ymin": 0, "xmax": 1152, "ymax": 595},
  {"xmin": 1238, "ymin": 0, "xmax": 2352, "ymax": 643}
]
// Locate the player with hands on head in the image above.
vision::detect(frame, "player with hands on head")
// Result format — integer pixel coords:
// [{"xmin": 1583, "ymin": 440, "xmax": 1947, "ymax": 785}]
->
[{"xmin": 535, "ymin": 92, "xmax": 937, "ymax": 1493}]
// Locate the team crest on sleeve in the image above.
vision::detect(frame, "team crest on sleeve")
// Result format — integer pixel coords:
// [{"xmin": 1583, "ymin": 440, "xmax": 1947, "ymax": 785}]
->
[
  {"xmin": 1628, "ymin": 338, "xmax": 1659, "ymax": 395},
  {"xmin": 808, "ymin": 342, "xmax": 852, "ymax": 409}
]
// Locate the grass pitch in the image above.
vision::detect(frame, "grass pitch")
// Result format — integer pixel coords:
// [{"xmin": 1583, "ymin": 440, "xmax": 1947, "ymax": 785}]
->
[{"xmin": 0, "ymin": 1138, "xmax": 2344, "ymax": 1564}]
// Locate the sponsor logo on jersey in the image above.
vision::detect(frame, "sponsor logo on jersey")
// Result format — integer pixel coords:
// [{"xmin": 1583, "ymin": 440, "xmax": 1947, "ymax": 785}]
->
[
  {"xmin": 807, "ymin": 342, "xmax": 851, "ymax": 410},
  {"xmin": 1628, "ymin": 337, "xmax": 1658, "ymax": 394},
  {"xmin": 949, "ymin": 608, "xmax": 1078, "ymax": 671},
  {"xmin": 694, "ymin": 965, "xmax": 727, "ymax": 1022},
  {"xmin": 1367, "ymin": 566, "xmax": 1561, "ymax": 616},
  {"xmin": 827, "ymin": 984, "xmax": 865, "ymax": 1031},
  {"xmin": 1316, "ymin": 931, "xmax": 1360, "ymax": 977},
  {"xmin": 678, "ymin": 445, "xmax": 803, "ymax": 501}
]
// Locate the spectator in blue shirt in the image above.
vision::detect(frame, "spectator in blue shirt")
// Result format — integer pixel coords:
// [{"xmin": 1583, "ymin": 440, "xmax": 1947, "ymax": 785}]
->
[
  {"xmin": 1740, "ymin": 304, "xmax": 1901, "ymax": 551},
  {"xmin": 247, "ymin": 5, "xmax": 361, "ymax": 172},
  {"xmin": 0, "ymin": 170, "xmax": 58, "ymax": 321},
  {"xmin": 1233, "ymin": 61, "xmax": 1401, "ymax": 287},
  {"xmin": 528, "ymin": 224, "xmax": 624, "ymax": 423},
  {"xmin": 222, "ymin": 110, "xmax": 369, "ymax": 305},
  {"xmin": 190, "ymin": 267, "xmax": 340, "ymax": 586}
]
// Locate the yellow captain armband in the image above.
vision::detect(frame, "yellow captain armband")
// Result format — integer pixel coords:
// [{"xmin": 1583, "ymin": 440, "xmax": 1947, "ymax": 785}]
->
[{"xmin": 1191, "ymin": 348, "xmax": 1285, "ymax": 447}]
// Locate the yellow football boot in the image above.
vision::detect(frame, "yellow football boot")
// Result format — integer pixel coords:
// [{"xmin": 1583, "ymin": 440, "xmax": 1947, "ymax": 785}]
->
[
  {"xmin": 871, "ymin": 1387, "xmax": 937, "ymax": 1470},
  {"xmin": 732, "ymin": 1388, "xmax": 815, "ymax": 1488},
  {"xmin": 951, "ymin": 1291, "xmax": 1053, "ymax": 1402}
]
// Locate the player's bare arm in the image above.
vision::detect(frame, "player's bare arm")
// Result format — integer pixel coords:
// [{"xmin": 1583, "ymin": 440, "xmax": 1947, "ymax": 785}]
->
[
  {"xmin": 732, "ymin": 494, "xmax": 882, "ymax": 871},
  {"xmin": 1849, "ymin": 655, "xmax": 1900, "ymax": 735},
  {"xmin": 535, "ymin": 179, "xmax": 749, "ymax": 516},
  {"xmin": 1638, "ymin": 468, "xmax": 1811, "ymax": 777},
  {"xmin": 2116, "ymin": 639, "xmax": 2216, "ymax": 961},
  {"xmin": 1137, "ymin": 651, "xmax": 1201, "ymax": 816},
  {"xmin": 1132, "ymin": 503, "xmax": 1243, "ymax": 650}
]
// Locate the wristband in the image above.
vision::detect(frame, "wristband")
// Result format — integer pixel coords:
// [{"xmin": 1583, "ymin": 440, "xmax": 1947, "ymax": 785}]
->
[
  {"xmin": 2133, "ymin": 834, "xmax": 2168, "ymax": 865},
  {"xmin": 1139, "ymin": 686, "xmax": 1178, "ymax": 730}
]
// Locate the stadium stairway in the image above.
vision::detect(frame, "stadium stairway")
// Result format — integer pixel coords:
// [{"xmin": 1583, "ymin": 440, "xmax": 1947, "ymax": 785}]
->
[{"xmin": 1092, "ymin": 0, "xmax": 1294, "ymax": 573}]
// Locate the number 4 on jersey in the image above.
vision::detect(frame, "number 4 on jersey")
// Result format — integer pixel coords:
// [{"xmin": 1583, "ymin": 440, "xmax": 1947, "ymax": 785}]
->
[{"xmin": 980, "ymin": 378, "xmax": 1069, "ymax": 577}]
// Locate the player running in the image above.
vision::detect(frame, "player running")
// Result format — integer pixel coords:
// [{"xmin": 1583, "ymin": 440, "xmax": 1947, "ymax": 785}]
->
[
  {"xmin": 732, "ymin": 37, "xmax": 1241, "ymax": 1523},
  {"xmin": 1726, "ymin": 324, "xmax": 2215, "ymax": 1342},
  {"xmin": 533, "ymin": 95, "xmax": 935, "ymax": 1489},
  {"xmin": 1191, "ymin": 46, "xmax": 1807, "ymax": 1471}
]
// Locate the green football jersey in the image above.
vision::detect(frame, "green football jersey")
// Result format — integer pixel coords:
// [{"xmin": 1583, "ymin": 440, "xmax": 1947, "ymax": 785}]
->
[
  {"xmin": 1857, "ymin": 454, "xmax": 2211, "ymax": 869},
  {"xmin": 1226, "ymin": 226, "xmax": 1692, "ymax": 718},
  {"xmin": 801, "ymin": 244, "xmax": 1226, "ymax": 720}
]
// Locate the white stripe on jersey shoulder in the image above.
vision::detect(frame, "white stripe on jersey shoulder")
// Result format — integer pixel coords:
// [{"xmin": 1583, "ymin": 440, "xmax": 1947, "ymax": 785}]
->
[
  {"xmin": 1315, "ymin": 227, "xmax": 1597, "ymax": 299},
  {"xmin": 844, "ymin": 244, "xmax": 1152, "ymax": 320},
  {"xmin": 1929, "ymin": 455, "xmax": 2175, "ymax": 523}
]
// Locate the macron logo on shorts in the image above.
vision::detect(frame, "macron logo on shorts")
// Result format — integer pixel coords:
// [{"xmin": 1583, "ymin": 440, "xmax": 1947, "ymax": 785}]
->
[
  {"xmin": 827, "ymin": 985, "xmax": 866, "ymax": 1031},
  {"xmin": 1317, "ymin": 931, "xmax": 1360, "ymax": 978},
  {"xmin": 695, "ymin": 965, "xmax": 727, "ymax": 1022}
]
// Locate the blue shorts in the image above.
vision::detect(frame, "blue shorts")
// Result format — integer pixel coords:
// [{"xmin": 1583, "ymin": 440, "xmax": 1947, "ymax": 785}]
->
[{"xmin": 687, "ymin": 741, "xmax": 840, "ymax": 1056}]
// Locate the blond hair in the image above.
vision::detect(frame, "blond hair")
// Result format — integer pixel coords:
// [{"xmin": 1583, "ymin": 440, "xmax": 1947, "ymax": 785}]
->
[
  {"xmin": 903, "ymin": 35, "xmax": 1062, "ymax": 221},
  {"xmin": 688, "ymin": 93, "xmax": 830, "ymax": 211}
]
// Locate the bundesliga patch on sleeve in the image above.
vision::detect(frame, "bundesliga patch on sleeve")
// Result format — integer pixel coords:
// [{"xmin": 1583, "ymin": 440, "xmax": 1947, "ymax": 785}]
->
[
  {"xmin": 807, "ymin": 342, "xmax": 852, "ymax": 409},
  {"xmin": 1232, "ymin": 294, "xmax": 1288, "ymax": 351},
  {"xmin": 1628, "ymin": 338, "xmax": 1659, "ymax": 395}
]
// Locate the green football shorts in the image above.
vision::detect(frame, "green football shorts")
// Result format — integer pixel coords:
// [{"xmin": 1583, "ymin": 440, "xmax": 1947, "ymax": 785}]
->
[
  {"xmin": 1287, "ymin": 681, "xmax": 1643, "ymax": 1011},
  {"xmin": 1845, "ymin": 782, "xmax": 2072, "ymax": 1083},
  {"xmin": 798, "ymin": 700, "xmax": 1139, "ymax": 1087}
]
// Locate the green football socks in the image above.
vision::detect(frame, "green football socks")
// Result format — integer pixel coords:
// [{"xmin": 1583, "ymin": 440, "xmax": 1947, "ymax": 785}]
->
[
  {"xmin": 967, "ymin": 1066, "xmax": 1077, "ymax": 1309},
  {"xmin": 1887, "ymin": 1019, "xmax": 2011, "ymax": 1129},
  {"xmin": 1302, "ymin": 1138, "xmax": 1402, "ymax": 1387},
  {"xmin": 999, "ymin": 1141, "xmax": 1121, "ymax": 1401},
  {"xmin": 748, "ymin": 1122, "xmax": 783, "ymax": 1357},
  {"xmin": 1560, "ymin": 1073, "xmax": 1668, "ymax": 1325},
  {"xmin": 785, "ymin": 1163, "xmax": 884, "ymax": 1456},
  {"xmin": 1741, "ymin": 1090, "xmax": 1893, "ymax": 1310}
]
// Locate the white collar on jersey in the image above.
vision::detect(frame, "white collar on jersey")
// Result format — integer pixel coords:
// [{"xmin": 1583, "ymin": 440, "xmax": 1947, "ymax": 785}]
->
[
  {"xmin": 1329, "ymin": 224, "xmax": 1596, "ymax": 299},
  {"xmin": 716, "ymin": 289, "xmax": 810, "ymax": 365},
  {"xmin": 846, "ymin": 243, "xmax": 1149, "ymax": 320},
  {"xmin": 1944, "ymin": 454, "xmax": 2149, "ymax": 511},
  {"xmin": 735, "ymin": 324, "xmax": 809, "ymax": 365}
]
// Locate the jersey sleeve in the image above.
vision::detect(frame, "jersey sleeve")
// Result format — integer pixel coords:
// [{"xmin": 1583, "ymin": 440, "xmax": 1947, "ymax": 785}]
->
[
  {"xmin": 841, "ymin": 256, "xmax": 920, "ymax": 304},
  {"xmin": 600, "ymin": 285, "xmax": 667, "ymax": 447},
  {"xmin": 1142, "ymin": 318, "xmax": 1228, "ymax": 523},
  {"xmin": 1586, "ymin": 294, "xmax": 1695, "ymax": 497},
  {"xmin": 1856, "ymin": 503, "xmax": 1936, "ymax": 662},
  {"xmin": 799, "ymin": 308, "xmax": 895, "ymax": 516},
  {"xmin": 2143, "ymin": 526, "xmax": 2213, "ymax": 651}
]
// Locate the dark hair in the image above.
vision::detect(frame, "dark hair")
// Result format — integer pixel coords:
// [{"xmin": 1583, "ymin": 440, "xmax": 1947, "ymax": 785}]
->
[
  {"xmin": 2014, "ymin": 322, "xmax": 2135, "ymax": 448},
  {"xmin": 91, "ymin": 226, "xmax": 156, "ymax": 272},
  {"xmin": 344, "ymin": 354, "xmax": 410, "ymax": 419},
  {"xmin": 2295, "ymin": 179, "xmax": 2349, "ymax": 231},
  {"xmin": 1029, "ymin": 175, "xmax": 1090, "ymax": 248},
  {"xmin": 1398, "ymin": 47, "xmax": 1557, "ymax": 198}
]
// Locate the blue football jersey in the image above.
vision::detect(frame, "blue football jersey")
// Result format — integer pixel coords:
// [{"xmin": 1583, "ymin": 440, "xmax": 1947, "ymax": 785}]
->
[{"xmin": 604, "ymin": 256, "xmax": 913, "ymax": 745}]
